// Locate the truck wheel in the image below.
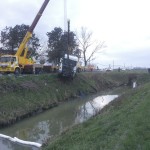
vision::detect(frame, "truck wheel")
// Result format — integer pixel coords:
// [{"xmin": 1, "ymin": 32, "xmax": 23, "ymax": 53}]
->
[{"xmin": 14, "ymin": 68, "xmax": 20, "ymax": 75}]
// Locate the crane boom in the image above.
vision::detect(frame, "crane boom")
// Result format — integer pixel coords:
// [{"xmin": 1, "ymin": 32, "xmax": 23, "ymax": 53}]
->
[
  {"xmin": 15, "ymin": 0, "xmax": 50, "ymax": 57},
  {"xmin": 29, "ymin": 0, "xmax": 50, "ymax": 33}
]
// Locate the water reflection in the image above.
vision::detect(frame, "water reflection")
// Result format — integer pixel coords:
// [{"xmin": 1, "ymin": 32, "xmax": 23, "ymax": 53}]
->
[
  {"xmin": 75, "ymin": 95, "xmax": 118, "ymax": 123},
  {"xmin": 0, "ymin": 94, "xmax": 118, "ymax": 149},
  {"xmin": 133, "ymin": 81, "xmax": 137, "ymax": 88}
]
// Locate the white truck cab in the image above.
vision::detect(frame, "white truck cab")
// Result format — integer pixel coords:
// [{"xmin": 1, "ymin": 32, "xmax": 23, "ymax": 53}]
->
[{"xmin": 59, "ymin": 54, "xmax": 78, "ymax": 78}]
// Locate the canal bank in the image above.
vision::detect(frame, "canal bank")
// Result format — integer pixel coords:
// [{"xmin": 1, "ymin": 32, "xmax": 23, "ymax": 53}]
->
[
  {"xmin": 0, "ymin": 72, "xmax": 119, "ymax": 128},
  {"xmin": 1, "ymin": 73, "xmax": 149, "ymax": 149},
  {"xmin": 0, "ymin": 72, "xmax": 149, "ymax": 128},
  {"xmin": 43, "ymin": 82, "xmax": 150, "ymax": 150},
  {"xmin": 0, "ymin": 83, "xmax": 131, "ymax": 150}
]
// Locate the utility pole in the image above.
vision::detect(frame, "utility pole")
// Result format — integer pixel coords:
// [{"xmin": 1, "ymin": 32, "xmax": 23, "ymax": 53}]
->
[
  {"xmin": 67, "ymin": 20, "xmax": 70, "ymax": 60},
  {"xmin": 64, "ymin": 0, "xmax": 67, "ymax": 31}
]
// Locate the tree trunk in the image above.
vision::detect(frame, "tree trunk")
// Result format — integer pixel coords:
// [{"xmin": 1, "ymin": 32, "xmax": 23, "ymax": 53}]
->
[{"xmin": 83, "ymin": 51, "xmax": 87, "ymax": 66}]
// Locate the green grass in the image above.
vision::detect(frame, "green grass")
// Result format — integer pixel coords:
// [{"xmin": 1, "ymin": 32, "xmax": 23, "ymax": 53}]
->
[
  {"xmin": 0, "ymin": 73, "xmax": 114, "ymax": 126},
  {"xmin": 43, "ymin": 82, "xmax": 150, "ymax": 150},
  {"xmin": 0, "ymin": 72, "xmax": 150, "ymax": 128}
]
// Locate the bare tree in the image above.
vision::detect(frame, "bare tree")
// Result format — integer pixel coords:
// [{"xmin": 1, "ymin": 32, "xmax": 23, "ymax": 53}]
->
[{"xmin": 77, "ymin": 27, "xmax": 105, "ymax": 66}]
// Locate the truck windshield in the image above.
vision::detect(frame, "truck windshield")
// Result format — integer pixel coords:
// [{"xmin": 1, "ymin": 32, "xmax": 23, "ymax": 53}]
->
[{"xmin": 0, "ymin": 57, "xmax": 12, "ymax": 63}]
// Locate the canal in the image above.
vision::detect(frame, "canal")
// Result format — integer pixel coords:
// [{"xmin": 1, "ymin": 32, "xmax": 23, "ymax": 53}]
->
[{"xmin": 0, "ymin": 88, "xmax": 124, "ymax": 150}]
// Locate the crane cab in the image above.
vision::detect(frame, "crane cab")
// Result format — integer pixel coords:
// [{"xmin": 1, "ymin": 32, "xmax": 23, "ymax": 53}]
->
[{"xmin": 0, "ymin": 55, "xmax": 20, "ymax": 73}]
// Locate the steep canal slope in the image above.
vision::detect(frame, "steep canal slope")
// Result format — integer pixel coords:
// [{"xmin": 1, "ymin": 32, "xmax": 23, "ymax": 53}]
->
[
  {"xmin": 43, "ymin": 81, "xmax": 150, "ymax": 150},
  {"xmin": 0, "ymin": 72, "xmax": 149, "ymax": 127}
]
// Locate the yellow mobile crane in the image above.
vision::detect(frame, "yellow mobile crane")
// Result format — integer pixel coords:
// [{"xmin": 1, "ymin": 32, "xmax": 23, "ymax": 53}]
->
[{"xmin": 0, "ymin": 0, "xmax": 50, "ymax": 74}]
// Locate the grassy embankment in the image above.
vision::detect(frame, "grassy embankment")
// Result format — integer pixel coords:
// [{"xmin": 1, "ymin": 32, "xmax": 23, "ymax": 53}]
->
[
  {"xmin": 0, "ymin": 72, "xmax": 149, "ymax": 128},
  {"xmin": 44, "ymin": 74, "xmax": 150, "ymax": 150}
]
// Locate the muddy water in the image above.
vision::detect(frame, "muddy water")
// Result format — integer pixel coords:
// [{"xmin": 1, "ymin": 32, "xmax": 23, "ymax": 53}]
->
[{"xmin": 0, "ymin": 90, "xmax": 120, "ymax": 150}]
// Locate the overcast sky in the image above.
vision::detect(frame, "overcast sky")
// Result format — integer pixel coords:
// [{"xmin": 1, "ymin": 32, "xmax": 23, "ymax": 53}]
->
[{"xmin": 0, "ymin": 0, "xmax": 150, "ymax": 68}]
